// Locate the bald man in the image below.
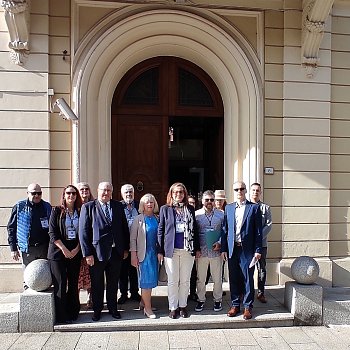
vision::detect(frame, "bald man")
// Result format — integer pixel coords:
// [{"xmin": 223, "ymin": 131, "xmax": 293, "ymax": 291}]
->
[{"xmin": 7, "ymin": 183, "xmax": 52, "ymax": 288}]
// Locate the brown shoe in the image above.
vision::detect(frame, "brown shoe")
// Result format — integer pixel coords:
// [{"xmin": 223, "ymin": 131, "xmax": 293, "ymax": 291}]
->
[
  {"xmin": 257, "ymin": 294, "xmax": 267, "ymax": 303},
  {"xmin": 169, "ymin": 309, "xmax": 178, "ymax": 319},
  {"xmin": 227, "ymin": 306, "xmax": 240, "ymax": 317},
  {"xmin": 179, "ymin": 307, "xmax": 189, "ymax": 318},
  {"xmin": 243, "ymin": 307, "xmax": 252, "ymax": 320}
]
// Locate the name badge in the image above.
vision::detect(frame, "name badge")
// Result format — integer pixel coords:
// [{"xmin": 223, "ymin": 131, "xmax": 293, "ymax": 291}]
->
[
  {"xmin": 176, "ymin": 222, "xmax": 185, "ymax": 232},
  {"xmin": 40, "ymin": 218, "xmax": 49, "ymax": 229},
  {"xmin": 67, "ymin": 228, "xmax": 77, "ymax": 240},
  {"xmin": 127, "ymin": 218, "xmax": 134, "ymax": 228}
]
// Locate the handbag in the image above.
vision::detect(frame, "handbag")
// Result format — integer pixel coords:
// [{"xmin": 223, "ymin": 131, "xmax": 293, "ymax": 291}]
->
[{"xmin": 158, "ymin": 262, "xmax": 168, "ymax": 283}]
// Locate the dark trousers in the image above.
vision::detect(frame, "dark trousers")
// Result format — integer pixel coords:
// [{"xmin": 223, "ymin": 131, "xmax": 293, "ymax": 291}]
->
[
  {"xmin": 257, "ymin": 247, "xmax": 267, "ymax": 295},
  {"xmin": 118, "ymin": 253, "xmax": 139, "ymax": 296},
  {"xmin": 90, "ymin": 248, "xmax": 122, "ymax": 313},
  {"xmin": 190, "ymin": 263, "xmax": 197, "ymax": 295},
  {"xmin": 49, "ymin": 256, "xmax": 81, "ymax": 322},
  {"xmin": 228, "ymin": 246, "xmax": 255, "ymax": 309}
]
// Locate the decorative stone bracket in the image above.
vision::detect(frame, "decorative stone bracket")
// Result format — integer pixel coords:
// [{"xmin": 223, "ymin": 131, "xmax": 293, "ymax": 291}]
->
[
  {"xmin": 1, "ymin": 0, "xmax": 31, "ymax": 65},
  {"xmin": 301, "ymin": 0, "xmax": 334, "ymax": 78}
]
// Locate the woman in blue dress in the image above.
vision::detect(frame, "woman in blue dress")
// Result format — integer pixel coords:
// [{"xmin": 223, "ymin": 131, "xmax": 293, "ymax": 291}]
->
[{"xmin": 130, "ymin": 193, "xmax": 159, "ymax": 319}]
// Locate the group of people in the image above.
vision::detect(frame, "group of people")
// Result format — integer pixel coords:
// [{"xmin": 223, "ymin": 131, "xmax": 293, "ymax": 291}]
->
[{"xmin": 7, "ymin": 180, "xmax": 271, "ymax": 323}]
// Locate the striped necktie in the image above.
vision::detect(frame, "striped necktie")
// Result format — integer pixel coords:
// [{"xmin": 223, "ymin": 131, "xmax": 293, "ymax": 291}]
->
[{"xmin": 104, "ymin": 203, "xmax": 112, "ymax": 224}]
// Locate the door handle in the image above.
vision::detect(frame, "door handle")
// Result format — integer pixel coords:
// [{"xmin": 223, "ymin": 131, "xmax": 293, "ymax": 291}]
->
[{"xmin": 136, "ymin": 181, "xmax": 144, "ymax": 192}]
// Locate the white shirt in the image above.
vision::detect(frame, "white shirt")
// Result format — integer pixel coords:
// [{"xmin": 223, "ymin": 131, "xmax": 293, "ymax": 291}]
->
[{"xmin": 235, "ymin": 200, "xmax": 246, "ymax": 242}]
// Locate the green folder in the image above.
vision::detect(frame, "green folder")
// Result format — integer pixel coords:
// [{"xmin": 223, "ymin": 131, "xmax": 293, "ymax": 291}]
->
[{"xmin": 205, "ymin": 229, "xmax": 221, "ymax": 249}]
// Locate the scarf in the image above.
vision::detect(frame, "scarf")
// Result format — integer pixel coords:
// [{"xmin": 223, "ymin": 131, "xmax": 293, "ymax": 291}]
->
[{"xmin": 173, "ymin": 202, "xmax": 195, "ymax": 253}]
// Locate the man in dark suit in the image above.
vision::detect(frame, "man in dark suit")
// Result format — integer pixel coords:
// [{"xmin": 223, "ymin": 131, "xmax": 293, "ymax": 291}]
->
[
  {"xmin": 79, "ymin": 182, "xmax": 130, "ymax": 321},
  {"xmin": 221, "ymin": 181, "xmax": 262, "ymax": 320}
]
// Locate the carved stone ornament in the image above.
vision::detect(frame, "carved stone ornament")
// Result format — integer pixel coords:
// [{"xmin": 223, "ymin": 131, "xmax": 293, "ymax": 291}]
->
[
  {"xmin": 301, "ymin": 0, "xmax": 334, "ymax": 78},
  {"xmin": 1, "ymin": 0, "xmax": 30, "ymax": 65}
]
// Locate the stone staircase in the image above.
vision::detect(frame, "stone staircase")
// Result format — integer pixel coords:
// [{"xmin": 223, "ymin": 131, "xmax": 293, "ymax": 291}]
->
[{"xmin": 323, "ymin": 287, "xmax": 350, "ymax": 325}]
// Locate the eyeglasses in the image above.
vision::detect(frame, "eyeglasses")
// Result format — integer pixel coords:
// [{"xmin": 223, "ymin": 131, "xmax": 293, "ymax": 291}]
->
[
  {"xmin": 234, "ymin": 188, "xmax": 246, "ymax": 192},
  {"xmin": 80, "ymin": 188, "xmax": 89, "ymax": 191},
  {"xmin": 204, "ymin": 198, "xmax": 215, "ymax": 202},
  {"xmin": 30, "ymin": 191, "xmax": 42, "ymax": 196},
  {"xmin": 124, "ymin": 190, "xmax": 133, "ymax": 194},
  {"xmin": 173, "ymin": 191, "xmax": 184, "ymax": 194},
  {"xmin": 65, "ymin": 192, "xmax": 77, "ymax": 195}
]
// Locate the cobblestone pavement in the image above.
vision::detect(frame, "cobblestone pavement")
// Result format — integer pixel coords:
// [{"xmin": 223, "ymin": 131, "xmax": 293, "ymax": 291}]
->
[{"xmin": 1, "ymin": 325, "xmax": 350, "ymax": 350}]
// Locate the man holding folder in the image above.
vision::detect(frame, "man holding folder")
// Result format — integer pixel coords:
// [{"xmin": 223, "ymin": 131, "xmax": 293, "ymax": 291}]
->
[{"xmin": 194, "ymin": 190, "xmax": 224, "ymax": 313}]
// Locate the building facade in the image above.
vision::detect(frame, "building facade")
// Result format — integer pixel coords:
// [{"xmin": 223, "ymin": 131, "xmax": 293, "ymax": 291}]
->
[{"xmin": 0, "ymin": 0, "xmax": 349, "ymax": 291}]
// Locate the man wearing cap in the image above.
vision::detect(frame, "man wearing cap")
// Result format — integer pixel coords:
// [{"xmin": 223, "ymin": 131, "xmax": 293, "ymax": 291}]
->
[
  {"xmin": 7, "ymin": 183, "xmax": 52, "ymax": 287},
  {"xmin": 221, "ymin": 181, "xmax": 262, "ymax": 320},
  {"xmin": 214, "ymin": 190, "xmax": 227, "ymax": 211},
  {"xmin": 250, "ymin": 182, "xmax": 272, "ymax": 303}
]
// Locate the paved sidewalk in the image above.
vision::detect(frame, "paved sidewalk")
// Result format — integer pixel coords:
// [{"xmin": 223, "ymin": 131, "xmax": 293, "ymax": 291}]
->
[{"xmin": 1, "ymin": 325, "xmax": 350, "ymax": 349}]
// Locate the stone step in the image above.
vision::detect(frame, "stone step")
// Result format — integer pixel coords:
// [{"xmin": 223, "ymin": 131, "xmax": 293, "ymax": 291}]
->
[
  {"xmin": 323, "ymin": 287, "xmax": 350, "ymax": 325},
  {"xmin": 55, "ymin": 287, "xmax": 294, "ymax": 332},
  {"xmin": 0, "ymin": 293, "xmax": 20, "ymax": 333}
]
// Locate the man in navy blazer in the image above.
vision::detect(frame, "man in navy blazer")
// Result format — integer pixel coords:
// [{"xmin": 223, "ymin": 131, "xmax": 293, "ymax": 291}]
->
[
  {"xmin": 79, "ymin": 182, "xmax": 129, "ymax": 321},
  {"xmin": 221, "ymin": 181, "xmax": 262, "ymax": 320}
]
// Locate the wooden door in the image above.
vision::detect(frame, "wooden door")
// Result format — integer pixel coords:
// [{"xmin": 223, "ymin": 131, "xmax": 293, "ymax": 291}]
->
[{"xmin": 111, "ymin": 115, "xmax": 168, "ymax": 202}]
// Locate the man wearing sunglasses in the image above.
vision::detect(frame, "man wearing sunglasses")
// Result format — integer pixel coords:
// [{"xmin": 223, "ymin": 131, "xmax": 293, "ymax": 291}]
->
[
  {"xmin": 194, "ymin": 190, "xmax": 224, "ymax": 313},
  {"xmin": 221, "ymin": 181, "xmax": 262, "ymax": 320},
  {"xmin": 7, "ymin": 183, "xmax": 52, "ymax": 288}
]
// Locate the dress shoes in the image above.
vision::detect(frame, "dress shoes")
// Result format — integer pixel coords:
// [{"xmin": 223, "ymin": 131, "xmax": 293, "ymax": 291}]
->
[
  {"xmin": 257, "ymin": 293, "xmax": 267, "ymax": 303},
  {"xmin": 243, "ymin": 307, "xmax": 252, "ymax": 320},
  {"xmin": 169, "ymin": 309, "xmax": 178, "ymax": 319},
  {"xmin": 130, "ymin": 293, "xmax": 142, "ymax": 302},
  {"xmin": 227, "ymin": 306, "xmax": 240, "ymax": 317},
  {"xmin": 179, "ymin": 307, "xmax": 189, "ymax": 318},
  {"xmin": 92, "ymin": 311, "xmax": 101, "ymax": 322},
  {"xmin": 118, "ymin": 294, "xmax": 129, "ymax": 304},
  {"xmin": 109, "ymin": 310, "xmax": 121, "ymax": 319}
]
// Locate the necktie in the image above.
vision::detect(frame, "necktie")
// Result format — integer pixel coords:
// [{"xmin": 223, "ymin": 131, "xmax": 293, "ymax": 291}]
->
[{"xmin": 104, "ymin": 203, "xmax": 112, "ymax": 224}]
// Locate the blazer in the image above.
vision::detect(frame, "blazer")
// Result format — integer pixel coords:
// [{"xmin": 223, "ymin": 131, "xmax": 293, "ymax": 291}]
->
[
  {"xmin": 221, "ymin": 200, "xmax": 262, "ymax": 260},
  {"xmin": 130, "ymin": 213, "xmax": 159, "ymax": 262},
  {"xmin": 157, "ymin": 204, "xmax": 200, "ymax": 258},
  {"xmin": 79, "ymin": 199, "xmax": 130, "ymax": 261},
  {"xmin": 47, "ymin": 206, "xmax": 82, "ymax": 261}
]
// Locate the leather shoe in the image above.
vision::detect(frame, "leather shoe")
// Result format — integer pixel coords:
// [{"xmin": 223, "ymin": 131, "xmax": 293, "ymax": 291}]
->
[
  {"xmin": 169, "ymin": 309, "xmax": 178, "ymax": 319},
  {"xmin": 257, "ymin": 293, "xmax": 267, "ymax": 303},
  {"xmin": 130, "ymin": 293, "xmax": 142, "ymax": 302},
  {"xmin": 227, "ymin": 306, "xmax": 240, "ymax": 317},
  {"xmin": 118, "ymin": 294, "xmax": 128, "ymax": 304},
  {"xmin": 92, "ymin": 311, "xmax": 101, "ymax": 321},
  {"xmin": 243, "ymin": 307, "xmax": 252, "ymax": 320},
  {"xmin": 179, "ymin": 307, "xmax": 189, "ymax": 318},
  {"xmin": 109, "ymin": 310, "xmax": 121, "ymax": 319}
]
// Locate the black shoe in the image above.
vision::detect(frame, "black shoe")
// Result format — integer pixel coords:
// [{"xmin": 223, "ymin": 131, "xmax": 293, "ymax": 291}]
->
[
  {"xmin": 118, "ymin": 294, "xmax": 129, "ymax": 304},
  {"xmin": 169, "ymin": 309, "xmax": 178, "ymax": 319},
  {"xmin": 130, "ymin": 293, "xmax": 142, "ymax": 302},
  {"xmin": 109, "ymin": 310, "xmax": 121, "ymax": 319},
  {"xmin": 92, "ymin": 311, "xmax": 101, "ymax": 322},
  {"xmin": 188, "ymin": 293, "xmax": 198, "ymax": 302},
  {"xmin": 179, "ymin": 307, "xmax": 189, "ymax": 318}
]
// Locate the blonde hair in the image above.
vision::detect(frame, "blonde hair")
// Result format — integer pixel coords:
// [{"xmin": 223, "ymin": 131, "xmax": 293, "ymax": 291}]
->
[{"xmin": 138, "ymin": 193, "xmax": 159, "ymax": 214}]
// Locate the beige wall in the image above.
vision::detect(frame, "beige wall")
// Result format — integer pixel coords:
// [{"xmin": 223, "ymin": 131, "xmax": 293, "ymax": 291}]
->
[{"xmin": 0, "ymin": 0, "xmax": 350, "ymax": 291}]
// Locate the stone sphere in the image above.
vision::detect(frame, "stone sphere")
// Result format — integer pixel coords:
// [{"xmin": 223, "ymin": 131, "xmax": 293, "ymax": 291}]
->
[
  {"xmin": 23, "ymin": 259, "xmax": 52, "ymax": 291},
  {"xmin": 291, "ymin": 256, "xmax": 319, "ymax": 285}
]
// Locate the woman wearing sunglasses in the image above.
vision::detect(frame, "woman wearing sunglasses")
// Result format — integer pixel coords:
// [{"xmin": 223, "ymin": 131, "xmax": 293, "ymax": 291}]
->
[
  {"xmin": 48, "ymin": 185, "xmax": 83, "ymax": 323},
  {"xmin": 157, "ymin": 182, "xmax": 201, "ymax": 319}
]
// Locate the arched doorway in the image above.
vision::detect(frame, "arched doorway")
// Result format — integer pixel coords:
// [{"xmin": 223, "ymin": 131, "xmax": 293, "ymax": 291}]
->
[{"xmin": 111, "ymin": 57, "xmax": 224, "ymax": 202}]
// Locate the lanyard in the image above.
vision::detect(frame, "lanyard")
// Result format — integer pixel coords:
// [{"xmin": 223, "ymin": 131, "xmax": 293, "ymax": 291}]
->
[
  {"xmin": 67, "ymin": 209, "xmax": 76, "ymax": 229},
  {"xmin": 204, "ymin": 209, "xmax": 214, "ymax": 227},
  {"xmin": 175, "ymin": 207, "xmax": 184, "ymax": 222}
]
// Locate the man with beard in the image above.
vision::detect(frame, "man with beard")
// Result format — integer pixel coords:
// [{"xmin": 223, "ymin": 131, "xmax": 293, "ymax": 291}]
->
[
  {"xmin": 194, "ymin": 190, "xmax": 224, "ymax": 313},
  {"xmin": 118, "ymin": 184, "xmax": 141, "ymax": 304}
]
